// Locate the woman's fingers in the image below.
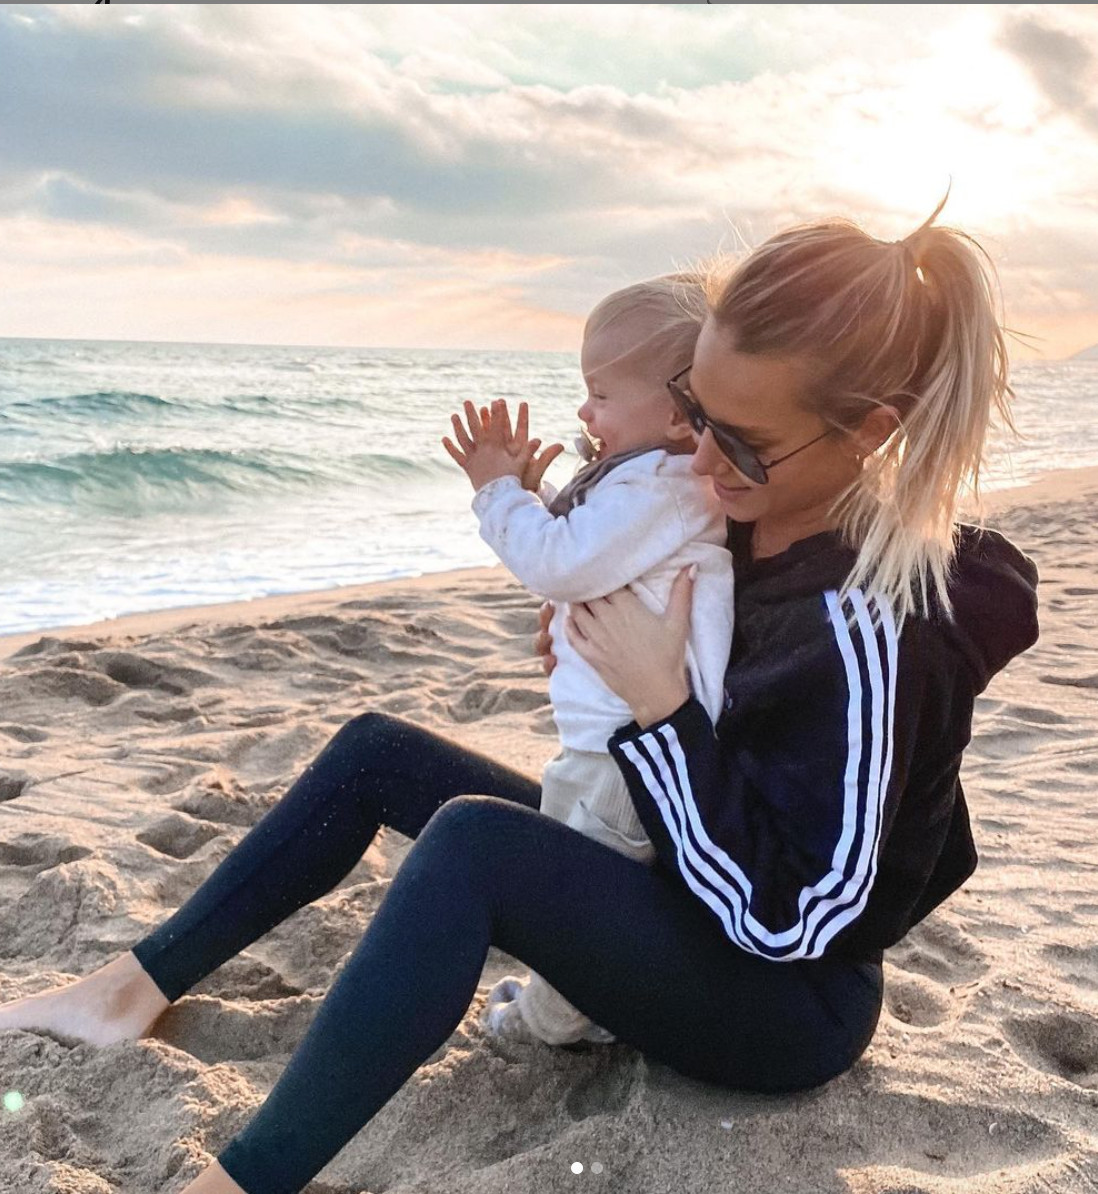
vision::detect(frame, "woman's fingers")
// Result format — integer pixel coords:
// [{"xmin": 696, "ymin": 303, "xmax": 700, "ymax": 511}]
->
[
  {"xmin": 563, "ymin": 613, "xmax": 594, "ymax": 658},
  {"xmin": 534, "ymin": 601, "xmax": 556, "ymax": 675},
  {"xmin": 538, "ymin": 600, "xmax": 555, "ymax": 632},
  {"xmin": 668, "ymin": 564, "xmax": 698, "ymax": 628},
  {"xmin": 568, "ymin": 603, "xmax": 596, "ymax": 641}
]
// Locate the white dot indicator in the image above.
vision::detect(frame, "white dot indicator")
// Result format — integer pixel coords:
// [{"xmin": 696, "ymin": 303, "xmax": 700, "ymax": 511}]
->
[
  {"xmin": 591, "ymin": 1162, "xmax": 604, "ymax": 1174},
  {"xmin": 571, "ymin": 1161, "xmax": 584, "ymax": 1174},
  {"xmin": 3, "ymin": 1091, "xmax": 25, "ymax": 1113}
]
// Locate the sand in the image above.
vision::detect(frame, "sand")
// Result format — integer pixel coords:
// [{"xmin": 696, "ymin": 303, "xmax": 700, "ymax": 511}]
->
[{"xmin": 1, "ymin": 465, "xmax": 1096, "ymax": 1193}]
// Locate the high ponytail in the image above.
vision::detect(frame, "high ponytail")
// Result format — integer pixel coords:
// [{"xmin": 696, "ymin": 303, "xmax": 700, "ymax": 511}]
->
[{"xmin": 704, "ymin": 192, "xmax": 1017, "ymax": 628}]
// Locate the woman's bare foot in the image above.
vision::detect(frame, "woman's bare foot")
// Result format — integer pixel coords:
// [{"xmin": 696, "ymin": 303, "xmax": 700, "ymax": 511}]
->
[
  {"xmin": 0, "ymin": 950, "xmax": 172, "ymax": 1047},
  {"xmin": 179, "ymin": 1159, "xmax": 248, "ymax": 1194}
]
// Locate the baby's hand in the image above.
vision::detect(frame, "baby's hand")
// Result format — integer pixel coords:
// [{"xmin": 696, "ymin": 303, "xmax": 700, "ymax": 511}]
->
[{"xmin": 443, "ymin": 399, "xmax": 561, "ymax": 493}]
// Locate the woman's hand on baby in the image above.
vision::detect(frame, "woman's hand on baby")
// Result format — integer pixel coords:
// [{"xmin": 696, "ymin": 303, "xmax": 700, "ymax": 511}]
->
[
  {"xmin": 565, "ymin": 566, "xmax": 695, "ymax": 728},
  {"xmin": 443, "ymin": 399, "xmax": 560, "ymax": 493},
  {"xmin": 535, "ymin": 600, "xmax": 557, "ymax": 676}
]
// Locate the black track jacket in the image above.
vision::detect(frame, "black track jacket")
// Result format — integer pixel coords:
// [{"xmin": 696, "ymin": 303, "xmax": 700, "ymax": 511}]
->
[{"xmin": 608, "ymin": 519, "xmax": 1040, "ymax": 962}]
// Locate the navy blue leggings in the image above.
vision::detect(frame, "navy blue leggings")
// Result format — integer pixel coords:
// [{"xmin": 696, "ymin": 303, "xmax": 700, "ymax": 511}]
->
[{"xmin": 130, "ymin": 712, "xmax": 883, "ymax": 1194}]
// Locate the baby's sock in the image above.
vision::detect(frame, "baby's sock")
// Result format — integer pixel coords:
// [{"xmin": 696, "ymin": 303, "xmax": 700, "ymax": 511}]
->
[
  {"xmin": 481, "ymin": 973, "xmax": 617, "ymax": 1045},
  {"xmin": 483, "ymin": 976, "xmax": 541, "ymax": 1042}
]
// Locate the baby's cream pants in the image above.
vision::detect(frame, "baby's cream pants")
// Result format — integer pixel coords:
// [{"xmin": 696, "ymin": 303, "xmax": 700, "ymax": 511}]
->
[{"xmin": 515, "ymin": 746, "xmax": 657, "ymax": 1045}]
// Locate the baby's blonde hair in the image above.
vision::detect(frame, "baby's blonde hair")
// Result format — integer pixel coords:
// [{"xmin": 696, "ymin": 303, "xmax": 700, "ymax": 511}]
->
[
  {"xmin": 584, "ymin": 272, "xmax": 709, "ymax": 386},
  {"xmin": 704, "ymin": 194, "xmax": 1017, "ymax": 628}
]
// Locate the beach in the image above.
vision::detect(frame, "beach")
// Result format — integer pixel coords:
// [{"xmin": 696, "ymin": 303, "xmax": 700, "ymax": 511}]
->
[{"xmin": 1, "ymin": 464, "xmax": 1097, "ymax": 1193}]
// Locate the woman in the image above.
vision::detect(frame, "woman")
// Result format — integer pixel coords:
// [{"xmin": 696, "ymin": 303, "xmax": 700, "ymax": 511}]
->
[{"xmin": 0, "ymin": 199, "xmax": 1039, "ymax": 1194}]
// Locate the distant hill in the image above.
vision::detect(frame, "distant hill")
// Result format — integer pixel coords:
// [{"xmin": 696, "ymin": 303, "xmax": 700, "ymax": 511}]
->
[{"xmin": 1070, "ymin": 344, "xmax": 1098, "ymax": 360}]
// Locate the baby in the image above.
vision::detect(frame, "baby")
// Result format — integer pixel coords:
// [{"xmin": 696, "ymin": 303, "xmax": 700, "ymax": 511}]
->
[{"xmin": 442, "ymin": 275, "xmax": 735, "ymax": 1046}]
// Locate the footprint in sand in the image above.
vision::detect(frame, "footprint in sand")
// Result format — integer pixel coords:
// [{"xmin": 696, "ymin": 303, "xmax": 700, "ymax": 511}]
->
[
  {"xmin": 837, "ymin": 1090, "xmax": 1064, "ymax": 1183},
  {"xmin": 2, "ymin": 859, "xmax": 132, "ymax": 957},
  {"xmin": 464, "ymin": 588, "xmax": 532, "ymax": 607},
  {"xmin": 492, "ymin": 608, "xmax": 541, "ymax": 636},
  {"xmin": 1003, "ymin": 1009, "xmax": 1098, "ymax": 1089},
  {"xmin": 885, "ymin": 915, "xmax": 989, "ymax": 988},
  {"xmin": 448, "ymin": 680, "xmax": 548, "ymax": 723},
  {"xmin": 222, "ymin": 724, "xmax": 326, "ymax": 784},
  {"xmin": 563, "ymin": 1066, "xmax": 636, "ymax": 1121},
  {"xmin": 0, "ymin": 771, "xmax": 31, "ymax": 802},
  {"xmin": 153, "ymin": 992, "xmax": 319, "ymax": 1063},
  {"xmin": 0, "ymin": 723, "xmax": 49, "ymax": 743},
  {"xmin": 7, "ymin": 666, "xmax": 123, "ymax": 707},
  {"xmin": 133, "ymin": 702, "xmax": 206, "ymax": 724},
  {"xmin": 8, "ymin": 635, "xmax": 104, "ymax": 659},
  {"xmin": 94, "ymin": 649, "xmax": 218, "ymax": 696},
  {"xmin": 1039, "ymin": 942, "xmax": 1098, "ymax": 992},
  {"xmin": 137, "ymin": 760, "xmax": 210, "ymax": 796},
  {"xmin": 881, "ymin": 967, "xmax": 954, "ymax": 1028},
  {"xmin": 262, "ymin": 613, "xmax": 343, "ymax": 634},
  {"xmin": 171, "ymin": 769, "xmax": 267, "ymax": 828},
  {"xmin": 1040, "ymin": 672, "xmax": 1098, "ymax": 690},
  {"xmin": 136, "ymin": 813, "xmax": 224, "ymax": 860},
  {"xmin": 0, "ymin": 833, "xmax": 93, "ymax": 873},
  {"xmin": 183, "ymin": 954, "xmax": 305, "ymax": 1002}
]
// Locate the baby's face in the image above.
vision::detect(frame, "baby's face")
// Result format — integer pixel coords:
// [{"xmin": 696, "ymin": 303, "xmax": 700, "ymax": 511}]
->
[{"xmin": 578, "ymin": 326, "xmax": 680, "ymax": 460}]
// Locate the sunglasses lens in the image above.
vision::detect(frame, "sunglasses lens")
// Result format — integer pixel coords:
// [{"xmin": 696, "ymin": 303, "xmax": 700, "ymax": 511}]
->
[
  {"xmin": 669, "ymin": 377, "xmax": 768, "ymax": 483},
  {"xmin": 711, "ymin": 431, "xmax": 762, "ymax": 483}
]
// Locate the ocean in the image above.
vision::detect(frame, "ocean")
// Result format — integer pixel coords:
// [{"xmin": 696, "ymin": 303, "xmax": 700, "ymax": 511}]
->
[{"xmin": 1, "ymin": 336, "xmax": 1095, "ymax": 638}]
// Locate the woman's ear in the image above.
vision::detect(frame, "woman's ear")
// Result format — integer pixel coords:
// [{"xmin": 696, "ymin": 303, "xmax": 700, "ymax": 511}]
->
[{"xmin": 851, "ymin": 403, "xmax": 901, "ymax": 458}]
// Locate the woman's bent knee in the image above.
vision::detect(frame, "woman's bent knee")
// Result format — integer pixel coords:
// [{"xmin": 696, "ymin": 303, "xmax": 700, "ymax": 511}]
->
[
  {"xmin": 422, "ymin": 793, "xmax": 506, "ymax": 834},
  {"xmin": 342, "ymin": 709, "xmax": 403, "ymax": 737}
]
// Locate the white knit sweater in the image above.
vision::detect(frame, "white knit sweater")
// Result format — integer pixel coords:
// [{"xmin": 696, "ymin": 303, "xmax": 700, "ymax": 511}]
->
[{"xmin": 471, "ymin": 450, "xmax": 735, "ymax": 753}]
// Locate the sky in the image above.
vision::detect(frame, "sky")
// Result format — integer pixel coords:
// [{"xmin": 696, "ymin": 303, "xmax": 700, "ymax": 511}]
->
[{"xmin": 1, "ymin": 3, "xmax": 1096, "ymax": 358}]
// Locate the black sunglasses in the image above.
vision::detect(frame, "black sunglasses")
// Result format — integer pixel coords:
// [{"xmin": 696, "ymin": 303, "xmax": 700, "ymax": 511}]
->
[{"xmin": 667, "ymin": 366, "xmax": 835, "ymax": 485}]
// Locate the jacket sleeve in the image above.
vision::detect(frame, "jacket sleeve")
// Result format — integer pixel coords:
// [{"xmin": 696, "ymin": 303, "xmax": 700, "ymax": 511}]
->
[
  {"xmin": 608, "ymin": 588, "xmax": 938, "ymax": 961},
  {"xmin": 470, "ymin": 472, "xmax": 692, "ymax": 603}
]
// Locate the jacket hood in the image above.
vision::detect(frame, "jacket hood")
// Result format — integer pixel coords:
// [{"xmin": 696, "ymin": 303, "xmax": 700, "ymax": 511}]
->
[
  {"xmin": 937, "ymin": 523, "xmax": 1040, "ymax": 693},
  {"xmin": 727, "ymin": 518, "xmax": 1040, "ymax": 692}
]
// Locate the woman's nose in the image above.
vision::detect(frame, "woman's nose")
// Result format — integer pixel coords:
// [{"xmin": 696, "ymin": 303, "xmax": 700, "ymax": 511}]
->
[
  {"xmin": 691, "ymin": 428, "xmax": 751, "ymax": 485},
  {"xmin": 690, "ymin": 428, "xmax": 723, "ymax": 477}
]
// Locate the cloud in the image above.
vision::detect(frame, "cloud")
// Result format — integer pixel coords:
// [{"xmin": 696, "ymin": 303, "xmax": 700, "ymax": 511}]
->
[
  {"xmin": 999, "ymin": 10, "xmax": 1098, "ymax": 121},
  {"xmin": 0, "ymin": 4, "xmax": 1096, "ymax": 355}
]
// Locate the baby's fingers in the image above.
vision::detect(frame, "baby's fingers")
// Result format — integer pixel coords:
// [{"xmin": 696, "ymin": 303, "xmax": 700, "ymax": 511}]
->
[
  {"xmin": 514, "ymin": 401, "xmax": 529, "ymax": 445},
  {"xmin": 492, "ymin": 399, "xmax": 514, "ymax": 441},
  {"xmin": 441, "ymin": 436, "xmax": 467, "ymax": 467},
  {"xmin": 464, "ymin": 400, "xmax": 486, "ymax": 437},
  {"xmin": 451, "ymin": 412, "xmax": 475, "ymax": 453}
]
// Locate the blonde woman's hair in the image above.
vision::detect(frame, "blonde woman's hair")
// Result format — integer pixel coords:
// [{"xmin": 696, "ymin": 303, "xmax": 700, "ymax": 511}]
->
[
  {"xmin": 704, "ymin": 193, "xmax": 1017, "ymax": 628},
  {"xmin": 584, "ymin": 272, "xmax": 709, "ymax": 385}
]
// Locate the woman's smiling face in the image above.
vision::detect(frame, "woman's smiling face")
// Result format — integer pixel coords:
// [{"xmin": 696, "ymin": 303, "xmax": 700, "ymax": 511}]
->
[{"xmin": 686, "ymin": 316, "xmax": 862, "ymax": 532}]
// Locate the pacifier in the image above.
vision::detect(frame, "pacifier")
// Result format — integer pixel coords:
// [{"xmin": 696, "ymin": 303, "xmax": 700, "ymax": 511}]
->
[{"xmin": 574, "ymin": 428, "xmax": 600, "ymax": 463}]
